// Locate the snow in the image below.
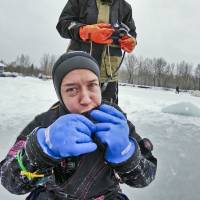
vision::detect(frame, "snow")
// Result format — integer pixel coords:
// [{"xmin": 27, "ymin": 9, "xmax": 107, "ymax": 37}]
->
[
  {"xmin": 190, "ymin": 90, "xmax": 200, "ymax": 97},
  {"xmin": 0, "ymin": 77, "xmax": 200, "ymax": 200},
  {"xmin": 0, "ymin": 62, "xmax": 6, "ymax": 67},
  {"xmin": 162, "ymin": 102, "xmax": 200, "ymax": 117}
]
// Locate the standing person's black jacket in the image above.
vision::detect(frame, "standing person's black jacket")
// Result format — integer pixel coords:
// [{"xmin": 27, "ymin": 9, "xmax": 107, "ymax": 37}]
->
[
  {"xmin": 0, "ymin": 102, "xmax": 157, "ymax": 200},
  {"xmin": 56, "ymin": 0, "xmax": 137, "ymax": 75}
]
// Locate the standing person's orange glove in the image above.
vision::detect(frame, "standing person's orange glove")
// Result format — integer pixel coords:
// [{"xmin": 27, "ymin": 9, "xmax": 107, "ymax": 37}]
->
[
  {"xmin": 79, "ymin": 23, "xmax": 114, "ymax": 44},
  {"xmin": 119, "ymin": 35, "xmax": 137, "ymax": 53}
]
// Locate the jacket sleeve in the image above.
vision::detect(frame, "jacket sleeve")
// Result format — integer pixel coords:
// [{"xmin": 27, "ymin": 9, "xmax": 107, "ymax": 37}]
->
[
  {"xmin": 112, "ymin": 120, "xmax": 157, "ymax": 188},
  {"xmin": 0, "ymin": 114, "xmax": 57, "ymax": 195},
  {"xmin": 56, "ymin": 0, "xmax": 84, "ymax": 40},
  {"xmin": 121, "ymin": 1, "xmax": 137, "ymax": 38}
]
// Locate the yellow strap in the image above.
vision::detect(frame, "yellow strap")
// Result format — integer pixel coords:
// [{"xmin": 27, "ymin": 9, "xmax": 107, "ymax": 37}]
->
[
  {"xmin": 96, "ymin": 0, "xmax": 110, "ymax": 23},
  {"xmin": 21, "ymin": 171, "xmax": 44, "ymax": 180},
  {"xmin": 96, "ymin": 0, "xmax": 121, "ymax": 81}
]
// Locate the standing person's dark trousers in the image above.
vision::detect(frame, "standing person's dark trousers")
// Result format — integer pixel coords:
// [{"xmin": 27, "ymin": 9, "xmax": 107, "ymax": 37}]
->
[{"xmin": 101, "ymin": 81, "xmax": 118, "ymax": 104}]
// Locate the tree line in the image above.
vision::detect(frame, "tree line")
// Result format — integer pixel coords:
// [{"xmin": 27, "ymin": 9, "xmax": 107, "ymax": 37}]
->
[
  {"xmin": 3, "ymin": 54, "xmax": 56, "ymax": 77},
  {"xmin": 119, "ymin": 54, "xmax": 200, "ymax": 91},
  {"xmin": 2, "ymin": 53, "xmax": 200, "ymax": 90}
]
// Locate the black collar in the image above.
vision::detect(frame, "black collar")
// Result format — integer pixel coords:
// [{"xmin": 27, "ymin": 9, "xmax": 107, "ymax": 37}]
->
[{"xmin": 100, "ymin": 0, "xmax": 113, "ymax": 5}]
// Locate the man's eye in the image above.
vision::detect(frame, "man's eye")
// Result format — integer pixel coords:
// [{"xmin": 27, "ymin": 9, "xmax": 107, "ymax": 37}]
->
[
  {"xmin": 66, "ymin": 88, "xmax": 78, "ymax": 96},
  {"xmin": 89, "ymin": 83, "xmax": 99, "ymax": 88}
]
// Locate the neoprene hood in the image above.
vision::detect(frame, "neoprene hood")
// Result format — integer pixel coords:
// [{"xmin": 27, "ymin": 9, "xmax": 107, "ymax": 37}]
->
[{"xmin": 52, "ymin": 51, "xmax": 100, "ymax": 104}]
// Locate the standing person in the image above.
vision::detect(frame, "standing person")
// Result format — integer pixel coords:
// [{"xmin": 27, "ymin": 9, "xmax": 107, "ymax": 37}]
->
[
  {"xmin": 0, "ymin": 52, "xmax": 156, "ymax": 200},
  {"xmin": 56, "ymin": 0, "xmax": 137, "ymax": 104},
  {"xmin": 175, "ymin": 86, "xmax": 180, "ymax": 94}
]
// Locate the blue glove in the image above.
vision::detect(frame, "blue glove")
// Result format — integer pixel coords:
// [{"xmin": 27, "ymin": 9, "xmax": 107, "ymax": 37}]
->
[
  {"xmin": 37, "ymin": 114, "xmax": 97, "ymax": 159},
  {"xmin": 90, "ymin": 104, "xmax": 136, "ymax": 164}
]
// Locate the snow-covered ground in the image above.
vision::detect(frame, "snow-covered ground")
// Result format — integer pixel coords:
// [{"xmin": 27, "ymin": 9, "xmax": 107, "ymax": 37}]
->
[{"xmin": 0, "ymin": 77, "xmax": 200, "ymax": 200}]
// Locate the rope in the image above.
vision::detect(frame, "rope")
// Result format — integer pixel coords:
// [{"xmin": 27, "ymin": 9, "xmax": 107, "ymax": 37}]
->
[{"xmin": 16, "ymin": 151, "xmax": 44, "ymax": 180}]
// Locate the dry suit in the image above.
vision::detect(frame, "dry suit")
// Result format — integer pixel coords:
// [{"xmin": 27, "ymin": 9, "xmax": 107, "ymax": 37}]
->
[{"xmin": 0, "ymin": 102, "xmax": 156, "ymax": 200}]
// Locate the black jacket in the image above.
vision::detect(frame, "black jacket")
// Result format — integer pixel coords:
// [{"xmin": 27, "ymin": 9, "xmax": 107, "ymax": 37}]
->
[
  {"xmin": 0, "ymin": 102, "xmax": 157, "ymax": 200},
  {"xmin": 56, "ymin": 0, "xmax": 137, "ymax": 66}
]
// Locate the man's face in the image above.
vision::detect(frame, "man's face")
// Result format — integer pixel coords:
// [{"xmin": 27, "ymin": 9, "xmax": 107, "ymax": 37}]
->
[{"xmin": 61, "ymin": 69, "xmax": 102, "ymax": 113}]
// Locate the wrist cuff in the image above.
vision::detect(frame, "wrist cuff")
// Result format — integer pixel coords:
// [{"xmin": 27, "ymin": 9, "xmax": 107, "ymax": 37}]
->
[
  {"xmin": 25, "ymin": 128, "xmax": 61, "ymax": 168},
  {"xmin": 108, "ymin": 138, "xmax": 141, "ymax": 173}
]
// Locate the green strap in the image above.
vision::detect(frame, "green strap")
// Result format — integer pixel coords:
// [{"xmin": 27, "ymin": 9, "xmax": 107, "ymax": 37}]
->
[
  {"xmin": 16, "ymin": 151, "xmax": 27, "ymax": 172},
  {"xmin": 16, "ymin": 151, "xmax": 45, "ymax": 181}
]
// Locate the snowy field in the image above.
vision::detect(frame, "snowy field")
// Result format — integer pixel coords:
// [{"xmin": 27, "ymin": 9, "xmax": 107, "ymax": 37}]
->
[{"xmin": 0, "ymin": 77, "xmax": 200, "ymax": 200}]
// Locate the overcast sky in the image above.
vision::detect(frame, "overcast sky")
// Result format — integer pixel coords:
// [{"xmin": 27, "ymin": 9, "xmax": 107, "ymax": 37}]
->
[{"xmin": 0, "ymin": 0, "xmax": 200, "ymax": 66}]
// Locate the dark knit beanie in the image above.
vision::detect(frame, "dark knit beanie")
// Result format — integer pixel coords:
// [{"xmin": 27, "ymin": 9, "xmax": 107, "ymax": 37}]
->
[{"xmin": 52, "ymin": 51, "xmax": 100, "ymax": 104}]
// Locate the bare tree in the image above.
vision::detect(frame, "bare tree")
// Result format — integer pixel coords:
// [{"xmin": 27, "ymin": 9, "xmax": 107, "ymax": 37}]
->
[
  {"xmin": 195, "ymin": 64, "xmax": 200, "ymax": 90},
  {"xmin": 124, "ymin": 54, "xmax": 138, "ymax": 84},
  {"xmin": 40, "ymin": 54, "xmax": 56, "ymax": 76},
  {"xmin": 143, "ymin": 58, "xmax": 155, "ymax": 86},
  {"xmin": 16, "ymin": 54, "xmax": 31, "ymax": 68},
  {"xmin": 136, "ymin": 56, "xmax": 144, "ymax": 85},
  {"xmin": 176, "ymin": 61, "xmax": 193, "ymax": 90},
  {"xmin": 136, "ymin": 57, "xmax": 153, "ymax": 85},
  {"xmin": 152, "ymin": 58, "xmax": 167, "ymax": 87}
]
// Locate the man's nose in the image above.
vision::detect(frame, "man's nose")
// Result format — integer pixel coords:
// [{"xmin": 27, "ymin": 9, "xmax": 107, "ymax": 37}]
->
[{"xmin": 80, "ymin": 89, "xmax": 92, "ymax": 104}]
